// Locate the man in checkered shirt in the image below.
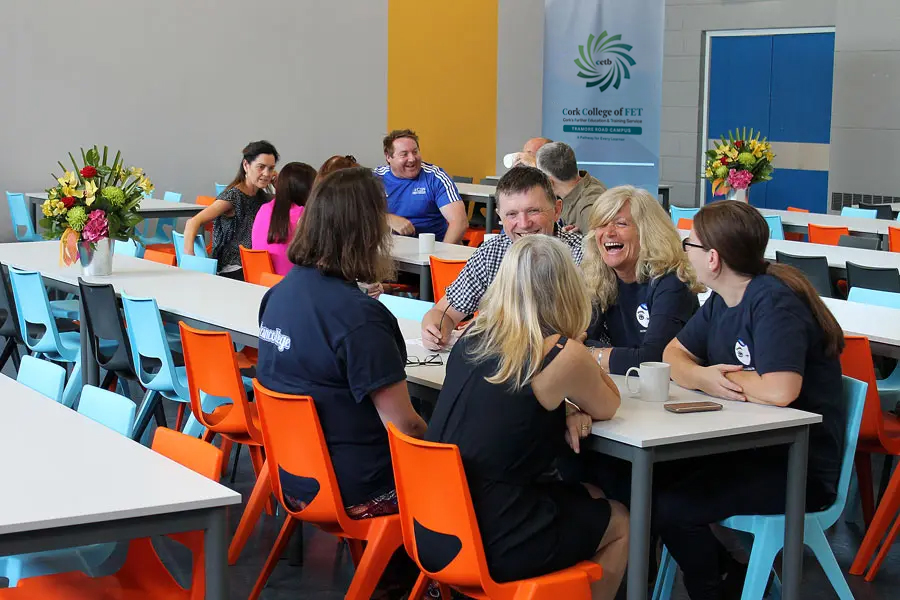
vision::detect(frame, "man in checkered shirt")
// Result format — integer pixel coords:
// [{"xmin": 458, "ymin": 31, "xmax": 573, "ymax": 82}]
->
[{"xmin": 421, "ymin": 166, "xmax": 585, "ymax": 350}]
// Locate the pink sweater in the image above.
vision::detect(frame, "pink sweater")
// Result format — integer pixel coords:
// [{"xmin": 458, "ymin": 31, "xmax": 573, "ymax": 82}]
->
[{"xmin": 251, "ymin": 200, "xmax": 304, "ymax": 276}]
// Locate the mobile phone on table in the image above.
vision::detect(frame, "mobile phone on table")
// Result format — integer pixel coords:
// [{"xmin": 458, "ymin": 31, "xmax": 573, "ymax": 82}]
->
[{"xmin": 664, "ymin": 401, "xmax": 723, "ymax": 414}]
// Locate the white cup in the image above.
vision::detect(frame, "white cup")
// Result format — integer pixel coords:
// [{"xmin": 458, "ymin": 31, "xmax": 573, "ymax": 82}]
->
[
  {"xmin": 483, "ymin": 233, "xmax": 499, "ymax": 243},
  {"xmin": 502, "ymin": 152, "xmax": 518, "ymax": 168},
  {"xmin": 418, "ymin": 233, "xmax": 436, "ymax": 254},
  {"xmin": 625, "ymin": 362, "xmax": 671, "ymax": 402}
]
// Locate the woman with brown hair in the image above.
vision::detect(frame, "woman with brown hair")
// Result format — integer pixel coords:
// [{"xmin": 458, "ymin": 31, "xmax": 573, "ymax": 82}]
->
[
  {"xmin": 316, "ymin": 154, "xmax": 360, "ymax": 185},
  {"xmin": 660, "ymin": 200, "xmax": 845, "ymax": 599}
]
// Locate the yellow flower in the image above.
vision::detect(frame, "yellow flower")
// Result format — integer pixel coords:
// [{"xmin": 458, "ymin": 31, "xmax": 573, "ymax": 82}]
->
[
  {"xmin": 41, "ymin": 199, "xmax": 54, "ymax": 217},
  {"xmin": 83, "ymin": 180, "xmax": 99, "ymax": 206},
  {"xmin": 712, "ymin": 160, "xmax": 722, "ymax": 169},
  {"xmin": 47, "ymin": 187, "xmax": 59, "ymax": 200},
  {"xmin": 129, "ymin": 167, "xmax": 144, "ymax": 179},
  {"xmin": 138, "ymin": 176, "xmax": 154, "ymax": 193},
  {"xmin": 57, "ymin": 171, "xmax": 78, "ymax": 188},
  {"xmin": 43, "ymin": 199, "xmax": 67, "ymax": 216},
  {"xmin": 705, "ymin": 169, "xmax": 714, "ymax": 178},
  {"xmin": 60, "ymin": 183, "xmax": 83, "ymax": 198},
  {"xmin": 726, "ymin": 147, "xmax": 739, "ymax": 160}
]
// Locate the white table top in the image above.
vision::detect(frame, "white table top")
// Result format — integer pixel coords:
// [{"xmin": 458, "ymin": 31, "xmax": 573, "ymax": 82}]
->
[
  {"xmin": 823, "ymin": 297, "xmax": 900, "ymax": 348},
  {"xmin": 25, "ymin": 193, "xmax": 204, "ymax": 215},
  {"xmin": 456, "ymin": 183, "xmax": 495, "ymax": 199},
  {"xmin": 759, "ymin": 208, "xmax": 894, "ymax": 236},
  {"xmin": 0, "ymin": 375, "xmax": 240, "ymax": 535},
  {"xmin": 391, "ymin": 234, "xmax": 476, "ymax": 266}
]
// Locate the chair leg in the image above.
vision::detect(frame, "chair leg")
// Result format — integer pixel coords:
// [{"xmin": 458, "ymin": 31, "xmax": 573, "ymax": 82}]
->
[
  {"xmin": 851, "ymin": 466, "xmax": 900, "ymax": 575},
  {"xmin": 865, "ymin": 504, "xmax": 900, "ymax": 581},
  {"xmin": 739, "ymin": 523, "xmax": 783, "ymax": 600},
  {"xmin": 131, "ymin": 390, "xmax": 160, "ymax": 442},
  {"xmin": 219, "ymin": 438, "xmax": 234, "ymax": 478},
  {"xmin": 61, "ymin": 360, "xmax": 82, "ymax": 408},
  {"xmin": 344, "ymin": 518, "xmax": 404, "ymax": 600},
  {"xmin": 347, "ymin": 539, "xmax": 364, "ymax": 567},
  {"xmin": 174, "ymin": 403, "xmax": 187, "ymax": 432},
  {"xmin": 651, "ymin": 545, "xmax": 676, "ymax": 600},
  {"xmin": 409, "ymin": 572, "xmax": 430, "ymax": 600},
  {"xmin": 249, "ymin": 445, "xmax": 275, "ymax": 516},
  {"xmin": 153, "ymin": 401, "xmax": 167, "ymax": 427},
  {"xmin": 247, "ymin": 517, "xmax": 299, "ymax": 600},
  {"xmin": 878, "ymin": 456, "xmax": 895, "ymax": 504},
  {"xmin": 228, "ymin": 467, "xmax": 272, "ymax": 565},
  {"xmin": 229, "ymin": 444, "xmax": 243, "ymax": 484},
  {"xmin": 0, "ymin": 337, "xmax": 16, "ymax": 372},
  {"xmin": 806, "ymin": 523, "xmax": 855, "ymax": 600},
  {"xmin": 856, "ymin": 452, "xmax": 876, "ymax": 527}
]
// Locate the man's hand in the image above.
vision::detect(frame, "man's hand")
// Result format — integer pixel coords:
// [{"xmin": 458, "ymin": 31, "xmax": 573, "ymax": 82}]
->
[
  {"xmin": 562, "ymin": 224, "xmax": 580, "ymax": 233},
  {"xmin": 388, "ymin": 214, "xmax": 415, "ymax": 236}
]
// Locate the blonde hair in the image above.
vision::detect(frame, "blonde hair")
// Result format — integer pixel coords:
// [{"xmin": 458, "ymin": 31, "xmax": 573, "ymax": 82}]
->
[
  {"xmin": 583, "ymin": 185, "xmax": 702, "ymax": 312},
  {"xmin": 466, "ymin": 235, "xmax": 591, "ymax": 391}
]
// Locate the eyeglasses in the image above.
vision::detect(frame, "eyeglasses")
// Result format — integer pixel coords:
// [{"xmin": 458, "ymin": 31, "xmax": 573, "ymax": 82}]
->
[
  {"xmin": 406, "ymin": 354, "xmax": 444, "ymax": 367},
  {"xmin": 682, "ymin": 238, "xmax": 707, "ymax": 252}
]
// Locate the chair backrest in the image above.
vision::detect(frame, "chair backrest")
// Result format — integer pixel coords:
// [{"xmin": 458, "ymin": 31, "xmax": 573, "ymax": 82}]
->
[
  {"xmin": 180, "ymin": 254, "xmax": 218, "ymax": 274},
  {"xmin": 120, "ymin": 293, "xmax": 185, "ymax": 396},
  {"xmin": 889, "ymin": 227, "xmax": 900, "ymax": 253},
  {"xmin": 379, "ymin": 294, "xmax": 434, "ymax": 322},
  {"xmin": 196, "ymin": 195, "xmax": 216, "ymax": 207},
  {"xmin": 214, "ymin": 183, "xmax": 227, "ymax": 197},
  {"xmin": 847, "ymin": 287, "xmax": 900, "ymax": 309},
  {"xmin": 808, "ymin": 223, "xmax": 850, "ymax": 246},
  {"xmin": 669, "ymin": 206, "xmax": 700, "ymax": 226},
  {"xmin": 841, "ymin": 206, "xmax": 877, "ymax": 219},
  {"xmin": 845, "ymin": 261, "xmax": 900, "ymax": 293},
  {"xmin": 114, "ymin": 238, "xmax": 144, "ymax": 258},
  {"xmin": 77, "ymin": 385, "xmax": 137, "ymax": 436},
  {"xmin": 152, "ymin": 426, "xmax": 225, "ymax": 481},
  {"xmin": 144, "ymin": 248, "xmax": 177, "ymax": 266},
  {"xmin": 429, "ymin": 256, "xmax": 467, "ymax": 303},
  {"xmin": 78, "ymin": 278, "xmax": 136, "ymax": 379},
  {"xmin": 239, "ymin": 245, "xmax": 275, "ymax": 285},
  {"xmin": 172, "ymin": 231, "xmax": 208, "ymax": 264},
  {"xmin": 774, "ymin": 251, "xmax": 833, "ymax": 298},
  {"xmin": 838, "ymin": 235, "xmax": 880, "ymax": 251},
  {"xmin": 0, "ymin": 264, "xmax": 23, "ymax": 340},
  {"xmin": 764, "ymin": 215, "xmax": 785, "ymax": 240},
  {"xmin": 480, "ymin": 177, "xmax": 499, "ymax": 186},
  {"xmin": 258, "ymin": 272, "xmax": 284, "ymax": 288},
  {"xmin": 179, "ymin": 322, "xmax": 262, "ymax": 444},
  {"xmin": 787, "ymin": 206, "xmax": 810, "ymax": 213},
  {"xmin": 676, "ymin": 218, "xmax": 693, "ymax": 230},
  {"xmin": 16, "ymin": 355, "xmax": 65, "ymax": 402},
  {"xmin": 840, "ymin": 336, "xmax": 886, "ymax": 446},
  {"xmin": 859, "ymin": 203, "xmax": 893, "ymax": 220},
  {"xmin": 7, "ymin": 267, "xmax": 66, "ymax": 354},
  {"xmin": 452, "ymin": 176, "xmax": 474, "ymax": 184},
  {"xmin": 163, "ymin": 191, "xmax": 182, "ymax": 203},
  {"xmin": 388, "ymin": 424, "xmax": 493, "ymax": 591},
  {"xmin": 6, "ymin": 192, "xmax": 38, "ymax": 241}
]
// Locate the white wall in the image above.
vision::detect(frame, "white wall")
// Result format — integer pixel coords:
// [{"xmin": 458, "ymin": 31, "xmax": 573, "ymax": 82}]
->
[{"xmin": 1, "ymin": 0, "xmax": 388, "ymax": 242}]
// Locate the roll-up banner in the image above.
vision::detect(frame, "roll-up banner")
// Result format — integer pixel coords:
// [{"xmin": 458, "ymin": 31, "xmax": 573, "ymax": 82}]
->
[{"xmin": 542, "ymin": 0, "xmax": 665, "ymax": 193}]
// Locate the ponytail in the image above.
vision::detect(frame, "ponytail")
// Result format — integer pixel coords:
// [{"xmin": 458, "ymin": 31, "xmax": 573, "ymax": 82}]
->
[{"xmin": 766, "ymin": 263, "xmax": 845, "ymax": 357}]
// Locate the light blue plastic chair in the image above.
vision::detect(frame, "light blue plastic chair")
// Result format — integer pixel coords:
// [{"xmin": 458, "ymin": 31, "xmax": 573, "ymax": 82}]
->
[
  {"xmin": 379, "ymin": 294, "xmax": 434, "ymax": 322},
  {"xmin": 112, "ymin": 238, "xmax": 145, "ymax": 259},
  {"xmin": 172, "ymin": 230, "xmax": 209, "ymax": 265},
  {"xmin": 841, "ymin": 206, "xmax": 877, "ymax": 219},
  {"xmin": 16, "ymin": 355, "xmax": 65, "ymax": 402},
  {"xmin": 179, "ymin": 254, "xmax": 218, "ymax": 274},
  {"xmin": 215, "ymin": 183, "xmax": 227, "ymax": 197},
  {"xmin": 764, "ymin": 215, "xmax": 785, "ymax": 240},
  {"xmin": 136, "ymin": 191, "xmax": 182, "ymax": 245},
  {"xmin": 847, "ymin": 287, "xmax": 900, "ymax": 409},
  {"xmin": 6, "ymin": 192, "xmax": 43, "ymax": 242},
  {"xmin": 0, "ymin": 384, "xmax": 136, "ymax": 586},
  {"xmin": 669, "ymin": 206, "xmax": 700, "ymax": 226},
  {"xmin": 652, "ymin": 375, "xmax": 867, "ymax": 600}
]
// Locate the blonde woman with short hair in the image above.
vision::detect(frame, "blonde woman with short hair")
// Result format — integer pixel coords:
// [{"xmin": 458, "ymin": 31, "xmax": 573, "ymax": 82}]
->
[
  {"xmin": 425, "ymin": 235, "xmax": 627, "ymax": 600},
  {"xmin": 582, "ymin": 186, "xmax": 702, "ymax": 374}
]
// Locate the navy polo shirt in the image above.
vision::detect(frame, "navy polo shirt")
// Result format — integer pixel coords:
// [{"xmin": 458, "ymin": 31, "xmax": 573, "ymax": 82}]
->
[
  {"xmin": 587, "ymin": 272, "xmax": 697, "ymax": 375},
  {"xmin": 256, "ymin": 266, "xmax": 408, "ymax": 506},
  {"xmin": 676, "ymin": 274, "xmax": 844, "ymax": 495}
]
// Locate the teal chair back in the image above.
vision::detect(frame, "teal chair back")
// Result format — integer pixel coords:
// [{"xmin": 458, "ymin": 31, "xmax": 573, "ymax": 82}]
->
[
  {"xmin": 841, "ymin": 206, "xmax": 877, "ymax": 219},
  {"xmin": 114, "ymin": 238, "xmax": 145, "ymax": 258},
  {"xmin": 847, "ymin": 287, "xmax": 900, "ymax": 309},
  {"xmin": 163, "ymin": 191, "xmax": 182, "ymax": 203},
  {"xmin": 669, "ymin": 206, "xmax": 699, "ymax": 226},
  {"xmin": 77, "ymin": 385, "xmax": 137, "ymax": 436},
  {"xmin": 764, "ymin": 215, "xmax": 785, "ymax": 240},
  {"xmin": 7, "ymin": 268, "xmax": 71, "ymax": 358},
  {"xmin": 17, "ymin": 355, "xmax": 65, "ymax": 402},
  {"xmin": 121, "ymin": 293, "xmax": 187, "ymax": 399},
  {"xmin": 180, "ymin": 254, "xmax": 218, "ymax": 274},
  {"xmin": 172, "ymin": 231, "xmax": 208, "ymax": 264},
  {"xmin": 215, "ymin": 183, "xmax": 227, "ymax": 197},
  {"xmin": 6, "ymin": 192, "xmax": 42, "ymax": 242},
  {"xmin": 379, "ymin": 294, "xmax": 434, "ymax": 322}
]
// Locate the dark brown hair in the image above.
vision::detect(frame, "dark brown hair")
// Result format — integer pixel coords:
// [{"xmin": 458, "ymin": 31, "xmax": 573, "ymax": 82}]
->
[
  {"xmin": 495, "ymin": 165, "xmax": 556, "ymax": 207},
  {"xmin": 226, "ymin": 140, "xmax": 279, "ymax": 191},
  {"xmin": 315, "ymin": 155, "xmax": 360, "ymax": 187},
  {"xmin": 694, "ymin": 200, "xmax": 844, "ymax": 357},
  {"xmin": 288, "ymin": 167, "xmax": 394, "ymax": 283},
  {"xmin": 383, "ymin": 129, "xmax": 419, "ymax": 156},
  {"xmin": 269, "ymin": 162, "xmax": 317, "ymax": 244}
]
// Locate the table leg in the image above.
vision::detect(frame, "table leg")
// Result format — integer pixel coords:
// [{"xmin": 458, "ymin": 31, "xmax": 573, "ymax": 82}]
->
[
  {"xmin": 628, "ymin": 448, "xmax": 654, "ymax": 600},
  {"xmin": 485, "ymin": 195, "xmax": 495, "ymax": 233},
  {"xmin": 205, "ymin": 507, "xmax": 229, "ymax": 599},
  {"xmin": 419, "ymin": 266, "xmax": 433, "ymax": 302},
  {"xmin": 782, "ymin": 425, "xmax": 809, "ymax": 600}
]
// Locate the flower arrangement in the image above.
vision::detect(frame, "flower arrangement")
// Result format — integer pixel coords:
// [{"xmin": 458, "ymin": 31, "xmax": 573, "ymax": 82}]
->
[
  {"xmin": 704, "ymin": 128, "xmax": 775, "ymax": 197},
  {"xmin": 41, "ymin": 146, "xmax": 150, "ymax": 265}
]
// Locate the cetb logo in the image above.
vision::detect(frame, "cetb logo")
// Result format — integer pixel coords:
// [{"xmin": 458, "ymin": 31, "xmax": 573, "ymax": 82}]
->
[{"xmin": 574, "ymin": 31, "xmax": 636, "ymax": 92}]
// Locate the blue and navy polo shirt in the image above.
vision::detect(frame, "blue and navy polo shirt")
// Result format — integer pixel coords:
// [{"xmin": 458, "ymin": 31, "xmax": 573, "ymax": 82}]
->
[{"xmin": 373, "ymin": 162, "xmax": 462, "ymax": 241}]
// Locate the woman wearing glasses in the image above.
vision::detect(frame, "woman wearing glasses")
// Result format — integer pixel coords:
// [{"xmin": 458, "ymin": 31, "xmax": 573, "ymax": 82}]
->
[
  {"xmin": 661, "ymin": 201, "xmax": 844, "ymax": 599},
  {"xmin": 426, "ymin": 235, "xmax": 628, "ymax": 600},
  {"xmin": 582, "ymin": 186, "xmax": 701, "ymax": 374}
]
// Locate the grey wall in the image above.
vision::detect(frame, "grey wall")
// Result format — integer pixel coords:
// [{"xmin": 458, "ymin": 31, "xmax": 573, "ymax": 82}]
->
[
  {"xmin": 1, "ymin": 0, "xmax": 388, "ymax": 242},
  {"xmin": 828, "ymin": 0, "xmax": 900, "ymax": 202}
]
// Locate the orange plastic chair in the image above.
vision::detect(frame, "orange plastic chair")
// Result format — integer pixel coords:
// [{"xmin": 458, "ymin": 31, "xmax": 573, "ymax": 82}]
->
[
  {"xmin": 807, "ymin": 223, "xmax": 850, "ymax": 246},
  {"xmin": 143, "ymin": 248, "xmax": 177, "ymax": 266},
  {"xmin": 239, "ymin": 245, "xmax": 275, "ymax": 285},
  {"xmin": 387, "ymin": 424, "xmax": 602, "ymax": 599},
  {"xmin": 259, "ymin": 272, "xmax": 284, "ymax": 288},
  {"xmin": 787, "ymin": 207, "xmax": 809, "ymax": 212},
  {"xmin": 676, "ymin": 218, "xmax": 693, "ymax": 230},
  {"xmin": 429, "ymin": 256, "xmax": 467, "ymax": 303},
  {"xmin": 783, "ymin": 207, "xmax": 809, "ymax": 241},
  {"xmin": 888, "ymin": 227, "xmax": 900, "ymax": 253},
  {"xmin": 1, "ymin": 428, "xmax": 223, "ymax": 600},
  {"xmin": 195, "ymin": 196, "xmax": 216, "ymax": 252},
  {"xmin": 248, "ymin": 380, "xmax": 409, "ymax": 600},
  {"xmin": 464, "ymin": 228, "xmax": 486, "ymax": 248}
]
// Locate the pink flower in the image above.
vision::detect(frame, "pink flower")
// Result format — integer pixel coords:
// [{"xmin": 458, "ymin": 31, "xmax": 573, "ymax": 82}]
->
[
  {"xmin": 81, "ymin": 210, "xmax": 109, "ymax": 243},
  {"xmin": 726, "ymin": 169, "xmax": 754, "ymax": 191}
]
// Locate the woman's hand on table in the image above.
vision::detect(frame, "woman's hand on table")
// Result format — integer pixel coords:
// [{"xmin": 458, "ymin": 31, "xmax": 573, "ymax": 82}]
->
[
  {"xmin": 693, "ymin": 364, "xmax": 746, "ymax": 402},
  {"xmin": 564, "ymin": 410, "xmax": 594, "ymax": 454}
]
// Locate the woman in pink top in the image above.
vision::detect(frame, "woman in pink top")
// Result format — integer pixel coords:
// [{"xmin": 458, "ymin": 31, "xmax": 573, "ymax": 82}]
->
[{"xmin": 252, "ymin": 162, "xmax": 317, "ymax": 275}]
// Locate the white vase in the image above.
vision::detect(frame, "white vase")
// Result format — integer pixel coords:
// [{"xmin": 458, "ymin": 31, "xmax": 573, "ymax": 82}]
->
[
  {"xmin": 726, "ymin": 188, "xmax": 749, "ymax": 203},
  {"xmin": 78, "ymin": 237, "xmax": 114, "ymax": 277}
]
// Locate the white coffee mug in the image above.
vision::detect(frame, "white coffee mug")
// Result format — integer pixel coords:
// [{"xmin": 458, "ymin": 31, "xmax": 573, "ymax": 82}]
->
[
  {"xmin": 418, "ymin": 233, "xmax": 436, "ymax": 254},
  {"xmin": 483, "ymin": 233, "xmax": 499, "ymax": 243},
  {"xmin": 625, "ymin": 361, "xmax": 671, "ymax": 402}
]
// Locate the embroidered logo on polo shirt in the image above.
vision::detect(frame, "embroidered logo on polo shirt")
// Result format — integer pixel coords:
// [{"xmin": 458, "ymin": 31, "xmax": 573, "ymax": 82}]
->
[
  {"xmin": 412, "ymin": 187, "xmax": 427, "ymax": 195},
  {"xmin": 635, "ymin": 303, "xmax": 650, "ymax": 329},
  {"xmin": 734, "ymin": 339, "xmax": 751, "ymax": 366},
  {"xmin": 259, "ymin": 325, "xmax": 292, "ymax": 352}
]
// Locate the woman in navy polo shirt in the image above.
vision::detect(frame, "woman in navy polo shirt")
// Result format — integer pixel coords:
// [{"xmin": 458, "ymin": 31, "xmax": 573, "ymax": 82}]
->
[
  {"xmin": 256, "ymin": 167, "xmax": 427, "ymax": 523},
  {"xmin": 660, "ymin": 201, "xmax": 845, "ymax": 599},
  {"xmin": 582, "ymin": 186, "xmax": 701, "ymax": 374}
]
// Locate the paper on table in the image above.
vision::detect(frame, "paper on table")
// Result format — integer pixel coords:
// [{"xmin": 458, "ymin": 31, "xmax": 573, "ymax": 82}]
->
[{"xmin": 405, "ymin": 329, "xmax": 460, "ymax": 353}]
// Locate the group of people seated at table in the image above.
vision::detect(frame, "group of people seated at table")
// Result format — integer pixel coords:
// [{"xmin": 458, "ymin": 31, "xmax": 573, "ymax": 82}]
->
[{"xmin": 185, "ymin": 135, "xmax": 846, "ymax": 600}]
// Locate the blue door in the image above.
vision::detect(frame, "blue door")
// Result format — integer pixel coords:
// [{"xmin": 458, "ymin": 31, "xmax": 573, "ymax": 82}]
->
[{"xmin": 705, "ymin": 32, "xmax": 835, "ymax": 212}]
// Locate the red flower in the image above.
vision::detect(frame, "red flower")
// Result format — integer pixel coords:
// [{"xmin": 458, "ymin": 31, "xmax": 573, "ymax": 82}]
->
[
  {"xmin": 61, "ymin": 196, "xmax": 76, "ymax": 209},
  {"xmin": 80, "ymin": 166, "xmax": 97, "ymax": 178},
  {"xmin": 735, "ymin": 141, "xmax": 743, "ymax": 149},
  {"xmin": 721, "ymin": 157, "xmax": 730, "ymax": 165}
]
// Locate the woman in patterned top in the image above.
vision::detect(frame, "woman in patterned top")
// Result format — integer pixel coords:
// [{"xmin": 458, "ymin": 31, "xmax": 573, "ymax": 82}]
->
[{"xmin": 183, "ymin": 140, "xmax": 279, "ymax": 279}]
